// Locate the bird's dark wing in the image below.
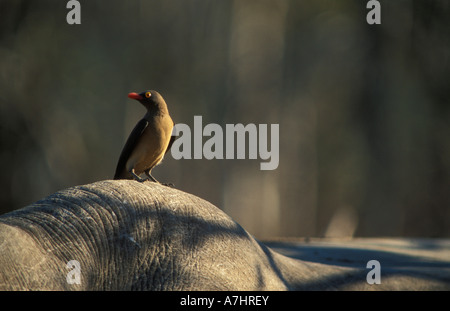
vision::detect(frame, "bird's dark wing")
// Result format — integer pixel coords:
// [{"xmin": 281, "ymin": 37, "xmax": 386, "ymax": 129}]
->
[{"xmin": 114, "ymin": 118, "xmax": 149, "ymax": 179}]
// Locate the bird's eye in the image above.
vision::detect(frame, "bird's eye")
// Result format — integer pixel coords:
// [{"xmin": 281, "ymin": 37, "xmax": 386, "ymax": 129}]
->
[{"xmin": 145, "ymin": 92, "xmax": 152, "ymax": 98}]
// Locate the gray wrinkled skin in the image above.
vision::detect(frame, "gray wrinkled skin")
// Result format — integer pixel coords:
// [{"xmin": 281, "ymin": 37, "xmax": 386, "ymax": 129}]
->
[
  {"xmin": 0, "ymin": 180, "xmax": 296, "ymax": 290},
  {"xmin": 1, "ymin": 180, "xmax": 449, "ymax": 290}
]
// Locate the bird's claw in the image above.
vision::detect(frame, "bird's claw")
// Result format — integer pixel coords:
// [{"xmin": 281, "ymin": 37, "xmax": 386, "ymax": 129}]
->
[
  {"xmin": 162, "ymin": 182, "xmax": 175, "ymax": 188},
  {"xmin": 133, "ymin": 176, "xmax": 150, "ymax": 183}
]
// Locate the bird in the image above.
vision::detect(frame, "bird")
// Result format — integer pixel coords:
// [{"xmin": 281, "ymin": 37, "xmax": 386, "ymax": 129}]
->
[{"xmin": 114, "ymin": 90, "xmax": 175, "ymax": 184}]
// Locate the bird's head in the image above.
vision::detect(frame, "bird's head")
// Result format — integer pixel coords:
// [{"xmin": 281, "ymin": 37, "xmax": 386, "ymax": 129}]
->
[{"xmin": 127, "ymin": 90, "xmax": 168, "ymax": 113}]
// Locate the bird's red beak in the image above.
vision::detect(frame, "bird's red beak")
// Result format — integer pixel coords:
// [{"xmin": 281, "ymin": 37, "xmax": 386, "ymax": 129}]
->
[{"xmin": 128, "ymin": 92, "xmax": 143, "ymax": 100}]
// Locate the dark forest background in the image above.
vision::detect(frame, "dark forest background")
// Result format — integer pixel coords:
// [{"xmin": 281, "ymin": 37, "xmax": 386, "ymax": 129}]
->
[{"xmin": 1, "ymin": 0, "xmax": 449, "ymax": 238}]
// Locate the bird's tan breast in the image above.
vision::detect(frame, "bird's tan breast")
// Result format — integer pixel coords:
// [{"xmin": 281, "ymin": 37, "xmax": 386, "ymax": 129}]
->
[{"xmin": 126, "ymin": 114, "xmax": 173, "ymax": 174}]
